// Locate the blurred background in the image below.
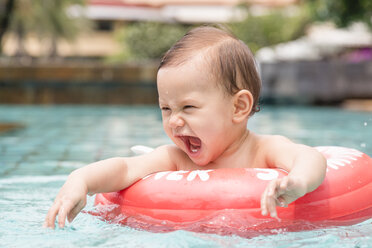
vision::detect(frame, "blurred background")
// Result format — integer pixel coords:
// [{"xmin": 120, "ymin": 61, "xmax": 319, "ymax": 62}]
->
[
  {"xmin": 0, "ymin": 0, "xmax": 371, "ymax": 108},
  {"xmin": 0, "ymin": 3, "xmax": 371, "ymax": 245}
]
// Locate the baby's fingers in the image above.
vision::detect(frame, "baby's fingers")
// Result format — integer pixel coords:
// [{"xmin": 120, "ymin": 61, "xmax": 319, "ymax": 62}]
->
[
  {"xmin": 260, "ymin": 180, "xmax": 271, "ymax": 216},
  {"xmin": 261, "ymin": 187, "xmax": 268, "ymax": 216},
  {"xmin": 67, "ymin": 199, "xmax": 86, "ymax": 223},
  {"xmin": 267, "ymin": 194, "xmax": 279, "ymax": 219},
  {"xmin": 57, "ymin": 200, "xmax": 76, "ymax": 228},
  {"xmin": 57, "ymin": 206, "xmax": 68, "ymax": 228},
  {"xmin": 261, "ymin": 180, "xmax": 279, "ymax": 216},
  {"xmin": 279, "ymin": 176, "xmax": 289, "ymax": 192},
  {"xmin": 277, "ymin": 196, "xmax": 288, "ymax": 208},
  {"xmin": 261, "ymin": 179, "xmax": 287, "ymax": 220},
  {"xmin": 44, "ymin": 202, "xmax": 61, "ymax": 229}
]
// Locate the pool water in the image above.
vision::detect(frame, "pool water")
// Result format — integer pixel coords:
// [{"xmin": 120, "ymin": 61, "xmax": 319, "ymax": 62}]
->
[{"xmin": 0, "ymin": 105, "xmax": 371, "ymax": 248}]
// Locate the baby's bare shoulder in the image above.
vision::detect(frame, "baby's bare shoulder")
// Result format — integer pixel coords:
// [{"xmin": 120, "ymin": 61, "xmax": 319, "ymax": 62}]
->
[
  {"xmin": 253, "ymin": 134, "xmax": 297, "ymax": 164},
  {"xmin": 259, "ymin": 135, "xmax": 314, "ymax": 152},
  {"xmin": 156, "ymin": 145, "xmax": 192, "ymax": 170},
  {"xmin": 156, "ymin": 144, "xmax": 186, "ymax": 158},
  {"xmin": 258, "ymin": 134, "xmax": 293, "ymax": 145}
]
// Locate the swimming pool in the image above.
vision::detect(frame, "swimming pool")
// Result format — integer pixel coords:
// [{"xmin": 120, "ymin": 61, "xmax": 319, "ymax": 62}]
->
[{"xmin": 0, "ymin": 105, "xmax": 371, "ymax": 247}]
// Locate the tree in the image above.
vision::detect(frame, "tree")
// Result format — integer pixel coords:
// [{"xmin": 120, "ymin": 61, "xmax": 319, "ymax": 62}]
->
[
  {"xmin": 4, "ymin": 0, "xmax": 90, "ymax": 57},
  {"xmin": 0, "ymin": 0, "xmax": 15, "ymax": 54},
  {"xmin": 310, "ymin": 0, "xmax": 372, "ymax": 28},
  {"xmin": 110, "ymin": 22, "xmax": 190, "ymax": 63},
  {"xmin": 229, "ymin": 6, "xmax": 311, "ymax": 53},
  {"xmin": 30, "ymin": 0, "xmax": 91, "ymax": 57}
]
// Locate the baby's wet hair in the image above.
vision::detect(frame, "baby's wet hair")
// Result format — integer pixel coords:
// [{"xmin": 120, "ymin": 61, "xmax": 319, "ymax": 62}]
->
[{"xmin": 159, "ymin": 25, "xmax": 261, "ymax": 115}]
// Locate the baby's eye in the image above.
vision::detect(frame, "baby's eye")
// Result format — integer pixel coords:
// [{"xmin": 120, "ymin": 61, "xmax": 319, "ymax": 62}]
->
[
  {"xmin": 161, "ymin": 106, "xmax": 171, "ymax": 111},
  {"xmin": 183, "ymin": 105, "xmax": 195, "ymax": 111}
]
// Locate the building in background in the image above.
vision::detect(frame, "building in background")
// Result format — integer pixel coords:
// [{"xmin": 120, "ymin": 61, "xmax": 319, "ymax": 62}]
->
[
  {"xmin": 2, "ymin": 0, "xmax": 297, "ymax": 58},
  {"xmin": 83, "ymin": 0, "xmax": 296, "ymax": 24},
  {"xmin": 1, "ymin": 0, "xmax": 370, "ymax": 107}
]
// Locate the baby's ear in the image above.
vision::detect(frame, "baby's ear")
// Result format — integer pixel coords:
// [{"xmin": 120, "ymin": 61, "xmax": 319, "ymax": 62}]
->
[{"xmin": 232, "ymin": 89, "xmax": 253, "ymax": 123}]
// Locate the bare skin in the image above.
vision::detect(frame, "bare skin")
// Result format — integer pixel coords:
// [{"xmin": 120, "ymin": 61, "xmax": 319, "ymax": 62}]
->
[{"xmin": 44, "ymin": 56, "xmax": 327, "ymax": 228}]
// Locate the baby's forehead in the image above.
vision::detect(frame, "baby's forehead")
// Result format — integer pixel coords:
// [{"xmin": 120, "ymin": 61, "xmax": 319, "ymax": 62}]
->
[
  {"xmin": 157, "ymin": 46, "xmax": 230, "ymax": 93},
  {"xmin": 159, "ymin": 51, "xmax": 216, "ymax": 78}
]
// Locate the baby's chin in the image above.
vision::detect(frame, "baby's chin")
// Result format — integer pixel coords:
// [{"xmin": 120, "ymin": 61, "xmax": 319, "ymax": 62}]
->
[
  {"xmin": 188, "ymin": 154, "xmax": 211, "ymax": 167},
  {"xmin": 173, "ymin": 143, "xmax": 209, "ymax": 167}
]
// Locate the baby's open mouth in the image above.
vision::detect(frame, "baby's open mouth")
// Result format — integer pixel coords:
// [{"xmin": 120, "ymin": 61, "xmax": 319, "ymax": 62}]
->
[{"xmin": 180, "ymin": 136, "xmax": 201, "ymax": 154}]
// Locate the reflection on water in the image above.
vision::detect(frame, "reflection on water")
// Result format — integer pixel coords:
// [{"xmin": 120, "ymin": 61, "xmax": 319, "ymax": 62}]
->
[{"xmin": 0, "ymin": 105, "xmax": 371, "ymax": 247}]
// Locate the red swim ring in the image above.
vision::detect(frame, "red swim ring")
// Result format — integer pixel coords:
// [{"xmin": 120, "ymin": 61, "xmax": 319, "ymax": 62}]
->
[{"xmin": 94, "ymin": 146, "xmax": 372, "ymax": 236}]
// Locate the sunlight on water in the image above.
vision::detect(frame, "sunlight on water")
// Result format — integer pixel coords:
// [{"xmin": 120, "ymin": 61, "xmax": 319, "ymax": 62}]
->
[{"xmin": 0, "ymin": 105, "xmax": 371, "ymax": 247}]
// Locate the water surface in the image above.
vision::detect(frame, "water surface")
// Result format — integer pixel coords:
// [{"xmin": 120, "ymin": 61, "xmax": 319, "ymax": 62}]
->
[{"xmin": 0, "ymin": 105, "xmax": 371, "ymax": 247}]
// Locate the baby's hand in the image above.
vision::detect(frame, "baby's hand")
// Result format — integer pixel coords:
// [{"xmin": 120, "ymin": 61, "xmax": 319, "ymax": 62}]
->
[
  {"xmin": 260, "ymin": 176, "xmax": 307, "ymax": 219},
  {"xmin": 43, "ymin": 174, "xmax": 88, "ymax": 228}
]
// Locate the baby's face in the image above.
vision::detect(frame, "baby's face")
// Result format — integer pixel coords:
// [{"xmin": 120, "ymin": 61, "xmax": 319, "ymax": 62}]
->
[{"xmin": 157, "ymin": 57, "xmax": 237, "ymax": 166}]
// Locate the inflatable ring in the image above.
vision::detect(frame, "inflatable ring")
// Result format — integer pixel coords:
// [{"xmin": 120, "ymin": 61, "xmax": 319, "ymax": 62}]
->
[{"xmin": 94, "ymin": 146, "xmax": 372, "ymax": 236}]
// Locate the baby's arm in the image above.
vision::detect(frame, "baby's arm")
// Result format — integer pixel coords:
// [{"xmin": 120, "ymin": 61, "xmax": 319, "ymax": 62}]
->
[
  {"xmin": 260, "ymin": 136, "xmax": 327, "ymax": 219},
  {"xmin": 44, "ymin": 145, "xmax": 177, "ymax": 228}
]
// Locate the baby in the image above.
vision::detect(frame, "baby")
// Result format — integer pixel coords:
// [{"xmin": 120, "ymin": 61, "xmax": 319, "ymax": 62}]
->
[{"xmin": 44, "ymin": 26, "xmax": 327, "ymax": 229}]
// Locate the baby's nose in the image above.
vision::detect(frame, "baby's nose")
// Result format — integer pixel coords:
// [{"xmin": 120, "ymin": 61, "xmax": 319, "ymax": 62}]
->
[{"xmin": 169, "ymin": 113, "xmax": 185, "ymax": 128}]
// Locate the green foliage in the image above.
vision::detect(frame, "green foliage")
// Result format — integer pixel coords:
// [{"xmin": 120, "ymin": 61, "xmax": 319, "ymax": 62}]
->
[
  {"xmin": 0, "ymin": 0, "xmax": 16, "ymax": 54},
  {"xmin": 110, "ymin": 7, "xmax": 311, "ymax": 62},
  {"xmin": 229, "ymin": 6, "xmax": 311, "ymax": 53},
  {"xmin": 309, "ymin": 0, "xmax": 372, "ymax": 28},
  {"xmin": 31, "ymin": 0, "xmax": 90, "ymax": 40},
  {"xmin": 7, "ymin": 0, "xmax": 91, "ymax": 56},
  {"xmin": 10, "ymin": 0, "xmax": 89, "ymax": 39},
  {"xmin": 110, "ymin": 22, "xmax": 190, "ymax": 62}
]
